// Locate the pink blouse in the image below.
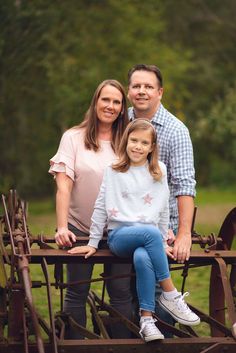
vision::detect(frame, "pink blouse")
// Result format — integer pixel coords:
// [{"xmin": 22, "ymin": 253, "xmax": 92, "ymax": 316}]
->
[{"xmin": 49, "ymin": 128, "xmax": 116, "ymax": 233}]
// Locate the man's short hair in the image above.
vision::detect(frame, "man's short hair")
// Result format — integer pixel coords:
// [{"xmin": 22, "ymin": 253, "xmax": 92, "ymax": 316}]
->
[{"xmin": 128, "ymin": 64, "xmax": 163, "ymax": 88}]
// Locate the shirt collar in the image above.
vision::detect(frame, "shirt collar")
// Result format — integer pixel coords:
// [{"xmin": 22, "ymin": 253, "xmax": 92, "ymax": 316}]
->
[{"xmin": 128, "ymin": 103, "xmax": 166, "ymax": 126}]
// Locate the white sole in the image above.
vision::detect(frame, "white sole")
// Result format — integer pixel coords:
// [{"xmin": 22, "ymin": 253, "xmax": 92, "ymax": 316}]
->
[
  {"xmin": 144, "ymin": 334, "xmax": 164, "ymax": 342},
  {"xmin": 159, "ymin": 300, "xmax": 200, "ymax": 326}
]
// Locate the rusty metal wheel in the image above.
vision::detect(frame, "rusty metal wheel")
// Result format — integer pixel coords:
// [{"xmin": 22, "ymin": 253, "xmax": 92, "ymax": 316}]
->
[{"xmin": 209, "ymin": 207, "xmax": 236, "ymax": 336}]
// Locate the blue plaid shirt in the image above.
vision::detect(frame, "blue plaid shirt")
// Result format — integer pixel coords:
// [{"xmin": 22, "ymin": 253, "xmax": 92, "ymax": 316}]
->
[{"xmin": 128, "ymin": 104, "xmax": 196, "ymax": 230}]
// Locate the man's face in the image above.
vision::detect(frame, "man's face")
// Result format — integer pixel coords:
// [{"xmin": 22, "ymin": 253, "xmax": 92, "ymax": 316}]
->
[{"xmin": 128, "ymin": 70, "xmax": 163, "ymax": 118}]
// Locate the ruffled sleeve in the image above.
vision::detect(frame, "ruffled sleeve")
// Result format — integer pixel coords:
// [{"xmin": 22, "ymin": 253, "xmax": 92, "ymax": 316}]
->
[{"xmin": 48, "ymin": 130, "xmax": 76, "ymax": 181}]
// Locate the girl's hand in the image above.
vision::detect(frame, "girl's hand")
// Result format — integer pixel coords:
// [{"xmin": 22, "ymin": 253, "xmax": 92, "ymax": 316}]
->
[
  {"xmin": 55, "ymin": 227, "xmax": 77, "ymax": 247},
  {"xmin": 165, "ymin": 246, "xmax": 174, "ymax": 259},
  {"xmin": 68, "ymin": 245, "xmax": 97, "ymax": 258}
]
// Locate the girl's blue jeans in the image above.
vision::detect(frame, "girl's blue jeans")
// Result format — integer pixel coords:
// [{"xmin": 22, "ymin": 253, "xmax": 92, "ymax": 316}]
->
[{"xmin": 108, "ymin": 225, "xmax": 170, "ymax": 312}]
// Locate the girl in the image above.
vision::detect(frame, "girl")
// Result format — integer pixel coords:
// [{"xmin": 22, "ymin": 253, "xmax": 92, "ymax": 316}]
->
[{"xmin": 69, "ymin": 119, "xmax": 200, "ymax": 342}]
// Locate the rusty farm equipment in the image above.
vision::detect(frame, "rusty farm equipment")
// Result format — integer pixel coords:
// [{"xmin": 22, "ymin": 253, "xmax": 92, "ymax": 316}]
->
[{"xmin": 0, "ymin": 190, "xmax": 236, "ymax": 353}]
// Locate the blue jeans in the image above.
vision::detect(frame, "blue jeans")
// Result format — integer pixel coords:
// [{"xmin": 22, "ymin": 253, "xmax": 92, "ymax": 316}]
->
[
  {"xmin": 154, "ymin": 229, "xmax": 177, "ymax": 337},
  {"xmin": 108, "ymin": 225, "xmax": 170, "ymax": 313},
  {"xmin": 64, "ymin": 224, "xmax": 133, "ymax": 339}
]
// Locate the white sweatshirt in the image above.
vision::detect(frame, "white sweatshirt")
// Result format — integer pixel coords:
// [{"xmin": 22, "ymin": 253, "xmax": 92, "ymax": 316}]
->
[{"xmin": 88, "ymin": 161, "xmax": 170, "ymax": 249}]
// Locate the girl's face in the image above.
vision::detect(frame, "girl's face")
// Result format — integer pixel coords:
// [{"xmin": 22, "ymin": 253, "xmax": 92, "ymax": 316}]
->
[
  {"xmin": 96, "ymin": 85, "xmax": 123, "ymax": 127},
  {"xmin": 126, "ymin": 128, "xmax": 154, "ymax": 167}
]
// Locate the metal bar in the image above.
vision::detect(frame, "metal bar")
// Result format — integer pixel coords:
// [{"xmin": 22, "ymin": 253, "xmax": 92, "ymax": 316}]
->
[
  {"xmin": 8, "ymin": 248, "xmax": 236, "ymax": 265},
  {"xmin": 1, "ymin": 337, "xmax": 236, "ymax": 353},
  {"xmin": 214, "ymin": 257, "xmax": 236, "ymax": 338},
  {"xmin": 1, "ymin": 234, "xmax": 225, "ymax": 248},
  {"xmin": 87, "ymin": 292, "xmax": 110, "ymax": 339},
  {"xmin": 188, "ymin": 304, "xmax": 233, "ymax": 337},
  {"xmin": 91, "ymin": 290, "xmax": 140, "ymax": 337},
  {"xmin": 17, "ymin": 241, "xmax": 45, "ymax": 353},
  {"xmin": 41, "ymin": 258, "xmax": 58, "ymax": 353}
]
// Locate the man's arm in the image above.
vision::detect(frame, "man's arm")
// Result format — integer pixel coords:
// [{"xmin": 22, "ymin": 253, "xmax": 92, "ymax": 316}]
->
[
  {"xmin": 169, "ymin": 125, "xmax": 196, "ymax": 263},
  {"xmin": 173, "ymin": 195, "xmax": 194, "ymax": 263}
]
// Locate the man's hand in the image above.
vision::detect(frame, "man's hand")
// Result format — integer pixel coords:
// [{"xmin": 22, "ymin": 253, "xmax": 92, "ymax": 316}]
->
[
  {"xmin": 172, "ymin": 231, "xmax": 192, "ymax": 263},
  {"xmin": 68, "ymin": 245, "xmax": 97, "ymax": 258},
  {"xmin": 55, "ymin": 227, "xmax": 76, "ymax": 247}
]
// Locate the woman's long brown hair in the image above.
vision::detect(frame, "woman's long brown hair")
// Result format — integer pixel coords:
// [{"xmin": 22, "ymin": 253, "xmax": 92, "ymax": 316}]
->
[{"xmin": 78, "ymin": 79, "xmax": 129, "ymax": 154}]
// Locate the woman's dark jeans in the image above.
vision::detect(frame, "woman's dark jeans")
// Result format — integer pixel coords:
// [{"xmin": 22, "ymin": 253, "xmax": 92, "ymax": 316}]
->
[{"xmin": 63, "ymin": 223, "xmax": 133, "ymax": 339}]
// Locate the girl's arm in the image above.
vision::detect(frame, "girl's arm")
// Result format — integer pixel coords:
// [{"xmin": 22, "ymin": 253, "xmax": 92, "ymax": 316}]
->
[{"xmin": 55, "ymin": 172, "xmax": 77, "ymax": 247}]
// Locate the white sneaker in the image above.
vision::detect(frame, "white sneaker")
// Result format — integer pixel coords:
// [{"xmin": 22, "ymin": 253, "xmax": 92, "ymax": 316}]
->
[
  {"xmin": 158, "ymin": 292, "xmax": 200, "ymax": 326},
  {"xmin": 139, "ymin": 317, "xmax": 164, "ymax": 342}
]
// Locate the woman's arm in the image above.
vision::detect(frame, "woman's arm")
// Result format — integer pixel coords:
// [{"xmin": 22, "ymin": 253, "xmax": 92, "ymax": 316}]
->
[{"xmin": 55, "ymin": 172, "xmax": 76, "ymax": 247}]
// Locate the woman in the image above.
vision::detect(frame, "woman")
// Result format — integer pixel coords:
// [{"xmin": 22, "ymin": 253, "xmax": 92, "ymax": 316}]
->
[{"xmin": 49, "ymin": 79, "xmax": 131, "ymax": 338}]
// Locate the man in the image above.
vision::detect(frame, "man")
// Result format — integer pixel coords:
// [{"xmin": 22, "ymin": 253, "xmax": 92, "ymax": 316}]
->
[{"xmin": 127, "ymin": 64, "xmax": 196, "ymax": 332}]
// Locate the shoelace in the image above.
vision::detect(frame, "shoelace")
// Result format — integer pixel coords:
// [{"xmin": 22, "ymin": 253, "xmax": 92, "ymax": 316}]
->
[
  {"xmin": 139, "ymin": 318, "xmax": 158, "ymax": 338},
  {"xmin": 174, "ymin": 292, "xmax": 191, "ymax": 313}
]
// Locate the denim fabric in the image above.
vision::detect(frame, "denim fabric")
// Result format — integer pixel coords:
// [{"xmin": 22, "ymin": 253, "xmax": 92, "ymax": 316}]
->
[
  {"xmin": 64, "ymin": 223, "xmax": 133, "ymax": 339},
  {"xmin": 108, "ymin": 225, "xmax": 170, "ymax": 312},
  {"xmin": 154, "ymin": 228, "xmax": 177, "ymax": 337}
]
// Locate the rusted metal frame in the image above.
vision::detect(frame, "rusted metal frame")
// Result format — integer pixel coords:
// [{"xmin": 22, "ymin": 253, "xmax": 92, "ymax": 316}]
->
[
  {"xmin": 230, "ymin": 263, "xmax": 236, "ymax": 296},
  {"xmin": 20, "ymin": 201, "xmax": 32, "ymax": 256},
  {"xmin": 90, "ymin": 290, "xmax": 193, "ymax": 339},
  {"xmin": 214, "ymin": 257, "xmax": 236, "ymax": 338},
  {"xmin": 40, "ymin": 258, "xmax": 58, "ymax": 353},
  {"xmin": 209, "ymin": 206, "xmax": 236, "ymax": 337},
  {"xmin": 54, "ymin": 263, "xmax": 64, "ymax": 312},
  {"xmin": 1, "ymin": 195, "xmax": 18, "ymax": 258},
  {"xmin": 199, "ymin": 339, "xmax": 231, "ymax": 353},
  {"xmin": 188, "ymin": 303, "xmax": 233, "ymax": 337},
  {"xmin": 217, "ymin": 207, "xmax": 236, "ymax": 251},
  {"xmin": 180, "ymin": 262, "xmax": 190, "ymax": 294},
  {"xmin": 54, "ymin": 312, "xmax": 101, "ymax": 340},
  {"xmin": 22, "ymin": 305, "xmax": 29, "ymax": 353},
  {"xmin": 0, "ymin": 288, "xmax": 7, "ymax": 342},
  {"xmin": 178, "ymin": 324, "xmax": 199, "ymax": 337},
  {"xmin": 1, "ymin": 337, "xmax": 236, "ymax": 353},
  {"xmin": 54, "ymin": 316, "xmax": 66, "ymax": 340},
  {"xmin": 87, "ymin": 291, "xmax": 110, "ymax": 339},
  {"xmin": 0, "ymin": 218, "xmax": 10, "ymax": 266},
  {"xmin": 23, "ymin": 248, "xmax": 236, "ymax": 265},
  {"xmin": 17, "ymin": 242, "xmax": 45, "ymax": 353},
  {"xmin": 7, "ymin": 287, "xmax": 25, "ymax": 341},
  {"xmin": 2, "ymin": 192, "xmax": 45, "ymax": 352},
  {"xmin": 67, "ymin": 315, "xmax": 101, "ymax": 339},
  {"xmin": 52, "ymin": 270, "xmax": 135, "ymax": 289},
  {"xmin": 22, "ymin": 234, "xmax": 224, "ymax": 248},
  {"xmin": 90, "ymin": 290, "xmax": 141, "ymax": 337}
]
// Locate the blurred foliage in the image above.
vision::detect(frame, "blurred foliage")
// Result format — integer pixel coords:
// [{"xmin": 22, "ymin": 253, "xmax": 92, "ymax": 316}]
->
[{"xmin": 0, "ymin": 0, "xmax": 236, "ymax": 197}]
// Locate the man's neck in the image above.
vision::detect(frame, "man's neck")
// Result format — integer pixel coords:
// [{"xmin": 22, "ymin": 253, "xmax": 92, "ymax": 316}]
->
[{"xmin": 133, "ymin": 103, "xmax": 161, "ymax": 120}]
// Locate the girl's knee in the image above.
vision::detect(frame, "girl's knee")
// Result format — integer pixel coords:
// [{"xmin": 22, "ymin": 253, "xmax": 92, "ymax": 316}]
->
[
  {"xmin": 145, "ymin": 226, "xmax": 163, "ymax": 244},
  {"xmin": 134, "ymin": 247, "xmax": 151, "ymax": 268}
]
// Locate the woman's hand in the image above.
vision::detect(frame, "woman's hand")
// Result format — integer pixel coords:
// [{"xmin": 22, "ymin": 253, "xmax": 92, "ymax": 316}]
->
[
  {"xmin": 68, "ymin": 245, "xmax": 97, "ymax": 258},
  {"xmin": 55, "ymin": 227, "xmax": 77, "ymax": 247}
]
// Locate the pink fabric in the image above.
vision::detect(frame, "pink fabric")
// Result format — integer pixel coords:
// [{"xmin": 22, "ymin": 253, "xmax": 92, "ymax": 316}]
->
[{"xmin": 49, "ymin": 128, "xmax": 116, "ymax": 233}]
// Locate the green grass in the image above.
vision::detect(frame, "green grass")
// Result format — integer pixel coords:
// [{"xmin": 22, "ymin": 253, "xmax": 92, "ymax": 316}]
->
[
  {"xmin": 195, "ymin": 187, "xmax": 236, "ymax": 205},
  {"xmin": 2, "ymin": 187, "xmax": 236, "ymax": 338}
]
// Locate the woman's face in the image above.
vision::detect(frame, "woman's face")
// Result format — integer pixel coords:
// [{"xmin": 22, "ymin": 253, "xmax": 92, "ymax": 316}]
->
[{"xmin": 96, "ymin": 85, "xmax": 123, "ymax": 127}]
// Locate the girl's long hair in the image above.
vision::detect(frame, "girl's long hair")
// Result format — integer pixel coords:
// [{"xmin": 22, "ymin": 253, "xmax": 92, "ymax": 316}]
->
[
  {"xmin": 112, "ymin": 119, "xmax": 162, "ymax": 181},
  {"xmin": 77, "ymin": 79, "xmax": 129, "ymax": 154}
]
